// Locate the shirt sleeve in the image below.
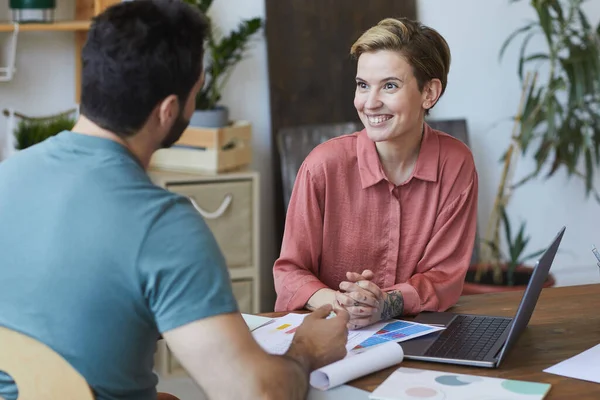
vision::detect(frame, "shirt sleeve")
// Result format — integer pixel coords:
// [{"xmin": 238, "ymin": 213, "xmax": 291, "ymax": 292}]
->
[
  {"xmin": 137, "ymin": 196, "xmax": 238, "ymax": 333},
  {"xmin": 273, "ymin": 164, "xmax": 329, "ymax": 311},
  {"xmin": 384, "ymin": 169, "xmax": 479, "ymax": 315}
]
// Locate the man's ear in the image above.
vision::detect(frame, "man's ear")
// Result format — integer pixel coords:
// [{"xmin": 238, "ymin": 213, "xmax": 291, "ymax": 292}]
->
[
  {"xmin": 157, "ymin": 94, "xmax": 180, "ymax": 127},
  {"xmin": 422, "ymin": 78, "xmax": 443, "ymax": 111}
]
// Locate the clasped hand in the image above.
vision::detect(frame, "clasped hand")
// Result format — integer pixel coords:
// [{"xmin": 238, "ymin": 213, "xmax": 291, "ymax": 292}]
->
[{"xmin": 334, "ymin": 269, "xmax": 388, "ymax": 330}]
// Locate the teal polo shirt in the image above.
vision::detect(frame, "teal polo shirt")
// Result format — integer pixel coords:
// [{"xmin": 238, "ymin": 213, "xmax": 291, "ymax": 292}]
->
[{"xmin": 0, "ymin": 131, "xmax": 238, "ymax": 400}]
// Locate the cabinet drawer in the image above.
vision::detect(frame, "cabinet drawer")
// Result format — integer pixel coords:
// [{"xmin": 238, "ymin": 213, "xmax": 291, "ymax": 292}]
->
[
  {"xmin": 167, "ymin": 180, "xmax": 253, "ymax": 268},
  {"xmin": 232, "ymin": 279, "xmax": 253, "ymax": 314}
]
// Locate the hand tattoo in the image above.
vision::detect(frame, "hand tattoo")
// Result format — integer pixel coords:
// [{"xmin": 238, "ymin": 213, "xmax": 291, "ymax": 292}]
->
[{"xmin": 381, "ymin": 291, "xmax": 404, "ymax": 320}]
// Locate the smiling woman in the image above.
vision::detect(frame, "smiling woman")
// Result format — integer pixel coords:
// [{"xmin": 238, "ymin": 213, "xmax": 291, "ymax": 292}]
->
[{"xmin": 273, "ymin": 17, "xmax": 479, "ymax": 331}]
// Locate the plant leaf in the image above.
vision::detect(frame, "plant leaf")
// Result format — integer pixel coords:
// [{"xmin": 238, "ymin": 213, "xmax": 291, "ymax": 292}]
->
[
  {"xmin": 578, "ymin": 8, "xmax": 591, "ymax": 30},
  {"xmin": 520, "ymin": 248, "xmax": 547, "ymax": 264},
  {"xmin": 499, "ymin": 21, "xmax": 538, "ymax": 62},
  {"xmin": 585, "ymin": 148, "xmax": 594, "ymax": 196},
  {"xmin": 500, "ymin": 206, "xmax": 512, "ymax": 253},
  {"xmin": 518, "ymin": 31, "xmax": 538, "ymax": 79},
  {"xmin": 548, "ymin": 0, "xmax": 564, "ymax": 22},
  {"xmin": 533, "ymin": 0, "xmax": 553, "ymax": 44}
]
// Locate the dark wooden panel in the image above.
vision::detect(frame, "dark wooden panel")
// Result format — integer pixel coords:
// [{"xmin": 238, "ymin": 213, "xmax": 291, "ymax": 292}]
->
[{"xmin": 266, "ymin": 0, "xmax": 417, "ymax": 246}]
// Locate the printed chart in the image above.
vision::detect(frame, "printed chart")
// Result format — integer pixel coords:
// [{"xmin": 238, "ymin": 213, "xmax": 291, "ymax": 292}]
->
[{"xmin": 353, "ymin": 320, "xmax": 443, "ymax": 351}]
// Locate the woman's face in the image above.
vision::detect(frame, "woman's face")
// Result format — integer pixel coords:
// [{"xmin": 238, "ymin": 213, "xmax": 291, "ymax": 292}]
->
[{"xmin": 354, "ymin": 50, "xmax": 429, "ymax": 143}]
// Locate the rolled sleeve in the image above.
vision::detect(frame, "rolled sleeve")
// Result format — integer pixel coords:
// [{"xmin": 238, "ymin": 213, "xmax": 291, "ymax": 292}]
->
[{"xmin": 274, "ymin": 164, "xmax": 328, "ymax": 311}]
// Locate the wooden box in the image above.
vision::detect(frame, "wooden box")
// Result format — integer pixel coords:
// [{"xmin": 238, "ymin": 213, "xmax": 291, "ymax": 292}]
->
[{"xmin": 150, "ymin": 121, "xmax": 252, "ymax": 173}]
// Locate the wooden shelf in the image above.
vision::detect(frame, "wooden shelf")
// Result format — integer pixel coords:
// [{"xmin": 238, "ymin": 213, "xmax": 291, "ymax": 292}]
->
[{"xmin": 0, "ymin": 21, "xmax": 91, "ymax": 32}]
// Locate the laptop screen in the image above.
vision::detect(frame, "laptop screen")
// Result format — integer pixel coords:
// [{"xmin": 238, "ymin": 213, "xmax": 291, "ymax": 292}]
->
[{"xmin": 496, "ymin": 226, "xmax": 565, "ymax": 363}]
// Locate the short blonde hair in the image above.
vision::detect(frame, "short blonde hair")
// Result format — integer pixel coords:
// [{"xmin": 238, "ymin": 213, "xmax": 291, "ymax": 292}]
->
[{"xmin": 351, "ymin": 18, "xmax": 451, "ymax": 102}]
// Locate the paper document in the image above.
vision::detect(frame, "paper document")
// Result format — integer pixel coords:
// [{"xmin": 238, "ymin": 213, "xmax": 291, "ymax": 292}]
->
[
  {"xmin": 251, "ymin": 313, "xmax": 385, "ymax": 354},
  {"xmin": 543, "ymin": 343, "xmax": 600, "ymax": 383},
  {"xmin": 251, "ymin": 313, "xmax": 442, "ymax": 390},
  {"xmin": 251, "ymin": 313, "xmax": 308, "ymax": 354},
  {"xmin": 370, "ymin": 367, "xmax": 551, "ymax": 400},
  {"xmin": 310, "ymin": 341, "xmax": 404, "ymax": 390},
  {"xmin": 252, "ymin": 313, "xmax": 443, "ymax": 355},
  {"xmin": 308, "ymin": 384, "xmax": 370, "ymax": 400},
  {"xmin": 241, "ymin": 313, "xmax": 274, "ymax": 331},
  {"xmin": 352, "ymin": 319, "xmax": 444, "ymax": 352}
]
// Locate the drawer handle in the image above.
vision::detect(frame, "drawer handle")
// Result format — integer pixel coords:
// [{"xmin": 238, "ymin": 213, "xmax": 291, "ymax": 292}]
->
[{"xmin": 188, "ymin": 194, "xmax": 233, "ymax": 219}]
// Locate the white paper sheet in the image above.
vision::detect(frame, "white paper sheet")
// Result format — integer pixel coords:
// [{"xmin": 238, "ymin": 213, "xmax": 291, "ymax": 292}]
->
[
  {"xmin": 241, "ymin": 313, "xmax": 274, "ymax": 331},
  {"xmin": 310, "ymin": 341, "xmax": 404, "ymax": 391},
  {"xmin": 251, "ymin": 313, "xmax": 384, "ymax": 355},
  {"xmin": 251, "ymin": 313, "xmax": 308, "ymax": 354},
  {"xmin": 308, "ymin": 384, "xmax": 370, "ymax": 400},
  {"xmin": 251, "ymin": 313, "xmax": 441, "ymax": 355},
  {"xmin": 543, "ymin": 343, "xmax": 600, "ymax": 383}
]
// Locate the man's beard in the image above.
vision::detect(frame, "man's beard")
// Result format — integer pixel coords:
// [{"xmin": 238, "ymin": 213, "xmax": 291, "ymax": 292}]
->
[{"xmin": 161, "ymin": 112, "xmax": 190, "ymax": 149}]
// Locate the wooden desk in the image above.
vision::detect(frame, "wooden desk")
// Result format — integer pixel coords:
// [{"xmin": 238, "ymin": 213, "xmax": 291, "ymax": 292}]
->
[{"xmin": 268, "ymin": 284, "xmax": 600, "ymax": 399}]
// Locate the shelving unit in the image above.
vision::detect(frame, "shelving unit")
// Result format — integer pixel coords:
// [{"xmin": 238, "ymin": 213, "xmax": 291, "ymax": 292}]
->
[
  {"xmin": 0, "ymin": 0, "xmax": 120, "ymax": 100},
  {"xmin": 0, "ymin": 20, "xmax": 91, "ymax": 32}
]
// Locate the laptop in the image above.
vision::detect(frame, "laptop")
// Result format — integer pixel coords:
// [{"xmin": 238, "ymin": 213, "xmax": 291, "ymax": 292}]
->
[{"xmin": 401, "ymin": 226, "xmax": 566, "ymax": 368}]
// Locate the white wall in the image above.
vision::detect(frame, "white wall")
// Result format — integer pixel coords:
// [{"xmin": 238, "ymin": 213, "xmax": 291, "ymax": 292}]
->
[{"xmin": 1, "ymin": 0, "xmax": 599, "ymax": 314}]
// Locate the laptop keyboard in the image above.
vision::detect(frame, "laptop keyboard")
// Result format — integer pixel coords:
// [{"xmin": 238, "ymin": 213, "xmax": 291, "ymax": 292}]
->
[{"xmin": 424, "ymin": 315, "xmax": 511, "ymax": 361}]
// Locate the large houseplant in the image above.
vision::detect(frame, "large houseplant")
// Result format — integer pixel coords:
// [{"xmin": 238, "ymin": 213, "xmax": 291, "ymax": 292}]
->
[
  {"xmin": 184, "ymin": 0, "xmax": 263, "ymax": 128},
  {"xmin": 468, "ymin": 0, "xmax": 600, "ymax": 291}
]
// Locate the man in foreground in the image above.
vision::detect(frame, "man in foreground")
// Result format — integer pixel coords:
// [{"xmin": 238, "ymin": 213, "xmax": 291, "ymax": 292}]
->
[{"xmin": 0, "ymin": 1, "xmax": 349, "ymax": 399}]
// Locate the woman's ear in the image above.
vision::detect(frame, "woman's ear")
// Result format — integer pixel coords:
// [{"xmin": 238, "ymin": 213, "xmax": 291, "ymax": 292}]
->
[{"xmin": 422, "ymin": 78, "xmax": 443, "ymax": 110}]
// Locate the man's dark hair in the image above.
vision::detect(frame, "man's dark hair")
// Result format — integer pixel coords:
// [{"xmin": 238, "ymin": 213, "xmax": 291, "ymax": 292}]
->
[{"xmin": 80, "ymin": 0, "xmax": 208, "ymax": 137}]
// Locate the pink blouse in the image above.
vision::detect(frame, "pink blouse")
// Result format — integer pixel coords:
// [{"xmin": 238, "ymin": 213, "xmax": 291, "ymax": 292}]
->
[{"xmin": 273, "ymin": 123, "xmax": 478, "ymax": 315}]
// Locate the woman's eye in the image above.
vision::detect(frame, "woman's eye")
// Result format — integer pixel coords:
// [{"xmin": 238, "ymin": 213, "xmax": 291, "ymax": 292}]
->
[
  {"xmin": 357, "ymin": 82, "xmax": 368, "ymax": 89},
  {"xmin": 384, "ymin": 82, "xmax": 398, "ymax": 90}
]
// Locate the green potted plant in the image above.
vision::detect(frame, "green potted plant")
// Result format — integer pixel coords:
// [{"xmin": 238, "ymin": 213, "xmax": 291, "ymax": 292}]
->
[
  {"xmin": 184, "ymin": 0, "xmax": 263, "ymax": 128},
  {"xmin": 466, "ymin": 0, "xmax": 600, "ymax": 293},
  {"xmin": 10, "ymin": 0, "xmax": 56, "ymax": 23},
  {"xmin": 463, "ymin": 206, "xmax": 550, "ymax": 294},
  {"xmin": 3, "ymin": 108, "xmax": 76, "ymax": 151}
]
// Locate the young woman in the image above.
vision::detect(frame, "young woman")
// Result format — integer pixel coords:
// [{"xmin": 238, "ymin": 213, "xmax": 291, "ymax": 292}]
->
[{"xmin": 273, "ymin": 17, "xmax": 478, "ymax": 329}]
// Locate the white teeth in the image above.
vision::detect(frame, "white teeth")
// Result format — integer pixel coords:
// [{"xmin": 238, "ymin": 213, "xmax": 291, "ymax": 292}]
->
[{"xmin": 367, "ymin": 115, "xmax": 391, "ymax": 125}]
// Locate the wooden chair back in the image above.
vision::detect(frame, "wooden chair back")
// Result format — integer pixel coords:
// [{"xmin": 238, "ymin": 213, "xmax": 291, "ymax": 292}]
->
[{"xmin": 0, "ymin": 326, "xmax": 94, "ymax": 400}]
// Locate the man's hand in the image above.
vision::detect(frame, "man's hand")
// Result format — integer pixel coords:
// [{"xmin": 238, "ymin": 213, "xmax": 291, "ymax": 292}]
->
[{"xmin": 286, "ymin": 304, "xmax": 349, "ymax": 371}]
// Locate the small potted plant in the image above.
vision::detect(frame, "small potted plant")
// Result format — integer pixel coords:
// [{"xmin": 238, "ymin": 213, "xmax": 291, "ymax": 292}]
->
[
  {"xmin": 463, "ymin": 206, "xmax": 552, "ymax": 295},
  {"xmin": 184, "ymin": 0, "xmax": 263, "ymax": 128},
  {"xmin": 10, "ymin": 0, "xmax": 56, "ymax": 23},
  {"xmin": 5, "ymin": 108, "xmax": 76, "ymax": 151}
]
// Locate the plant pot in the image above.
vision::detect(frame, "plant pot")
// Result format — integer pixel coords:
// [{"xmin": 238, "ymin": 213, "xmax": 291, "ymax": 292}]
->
[
  {"xmin": 10, "ymin": 0, "xmax": 56, "ymax": 23},
  {"xmin": 462, "ymin": 263, "xmax": 556, "ymax": 296},
  {"xmin": 189, "ymin": 107, "xmax": 229, "ymax": 128}
]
